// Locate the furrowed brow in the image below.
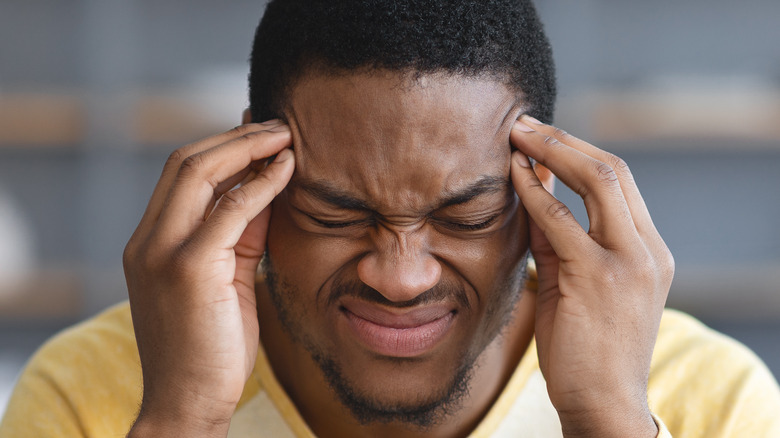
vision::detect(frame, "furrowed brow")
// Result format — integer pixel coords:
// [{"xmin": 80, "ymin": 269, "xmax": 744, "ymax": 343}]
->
[
  {"xmin": 293, "ymin": 179, "xmax": 373, "ymax": 211},
  {"xmin": 438, "ymin": 176, "xmax": 510, "ymax": 209},
  {"xmin": 292, "ymin": 175, "xmax": 509, "ymax": 212}
]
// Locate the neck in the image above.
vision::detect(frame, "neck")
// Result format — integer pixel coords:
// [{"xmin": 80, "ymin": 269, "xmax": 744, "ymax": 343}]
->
[{"xmin": 256, "ymin": 281, "xmax": 536, "ymax": 438}]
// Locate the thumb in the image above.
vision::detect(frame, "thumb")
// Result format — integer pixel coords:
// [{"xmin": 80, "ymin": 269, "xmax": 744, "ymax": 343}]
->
[
  {"xmin": 527, "ymin": 162, "xmax": 559, "ymax": 285},
  {"xmin": 234, "ymin": 206, "xmax": 271, "ymax": 290},
  {"xmin": 528, "ymin": 216, "xmax": 558, "ymax": 276}
]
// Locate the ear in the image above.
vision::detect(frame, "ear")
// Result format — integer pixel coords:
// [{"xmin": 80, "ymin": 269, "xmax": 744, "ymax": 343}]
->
[
  {"xmin": 533, "ymin": 163, "xmax": 556, "ymax": 195},
  {"xmin": 242, "ymin": 108, "xmax": 252, "ymax": 124}
]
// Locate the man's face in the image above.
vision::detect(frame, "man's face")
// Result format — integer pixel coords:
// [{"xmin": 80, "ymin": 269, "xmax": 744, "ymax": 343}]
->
[{"xmin": 264, "ymin": 71, "xmax": 529, "ymax": 425}]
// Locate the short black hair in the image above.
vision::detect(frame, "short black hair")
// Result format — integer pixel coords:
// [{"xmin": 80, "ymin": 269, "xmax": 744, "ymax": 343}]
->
[{"xmin": 248, "ymin": 0, "xmax": 556, "ymax": 123}]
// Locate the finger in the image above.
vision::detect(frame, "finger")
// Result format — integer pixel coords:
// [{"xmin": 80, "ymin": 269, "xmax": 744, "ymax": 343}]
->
[
  {"xmin": 156, "ymin": 125, "xmax": 292, "ymax": 242},
  {"xmin": 204, "ymin": 160, "xmax": 267, "ymax": 220},
  {"xmin": 534, "ymin": 163, "xmax": 556, "ymax": 194},
  {"xmin": 233, "ymin": 206, "xmax": 271, "ymax": 293},
  {"xmin": 510, "ymin": 150, "xmax": 596, "ymax": 261},
  {"xmin": 520, "ymin": 115, "xmax": 656, "ymax": 235},
  {"xmin": 134, "ymin": 120, "xmax": 284, "ymax": 239},
  {"xmin": 187, "ymin": 148, "xmax": 295, "ymax": 256},
  {"xmin": 511, "ymin": 121, "xmax": 640, "ymax": 248}
]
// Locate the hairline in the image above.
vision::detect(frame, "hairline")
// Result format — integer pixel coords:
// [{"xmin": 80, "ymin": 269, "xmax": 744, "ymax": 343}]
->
[{"xmin": 257, "ymin": 62, "xmax": 527, "ymax": 124}]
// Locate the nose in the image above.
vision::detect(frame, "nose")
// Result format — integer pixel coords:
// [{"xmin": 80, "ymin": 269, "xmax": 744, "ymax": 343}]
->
[{"xmin": 357, "ymin": 225, "xmax": 442, "ymax": 303}]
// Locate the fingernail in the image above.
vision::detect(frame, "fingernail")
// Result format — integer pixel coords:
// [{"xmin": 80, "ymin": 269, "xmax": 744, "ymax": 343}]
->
[
  {"xmin": 513, "ymin": 150, "xmax": 531, "ymax": 168},
  {"xmin": 513, "ymin": 120, "xmax": 535, "ymax": 133},
  {"xmin": 261, "ymin": 118, "xmax": 282, "ymax": 125},
  {"xmin": 274, "ymin": 148, "xmax": 294, "ymax": 163},
  {"xmin": 522, "ymin": 115, "xmax": 543, "ymax": 125}
]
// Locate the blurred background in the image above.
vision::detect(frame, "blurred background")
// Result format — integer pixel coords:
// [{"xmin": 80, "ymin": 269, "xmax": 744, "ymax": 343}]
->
[{"xmin": 1, "ymin": 0, "xmax": 779, "ymax": 416}]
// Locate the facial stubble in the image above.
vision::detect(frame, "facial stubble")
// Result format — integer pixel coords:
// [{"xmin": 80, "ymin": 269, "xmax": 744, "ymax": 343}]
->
[{"xmin": 260, "ymin": 252, "xmax": 528, "ymax": 428}]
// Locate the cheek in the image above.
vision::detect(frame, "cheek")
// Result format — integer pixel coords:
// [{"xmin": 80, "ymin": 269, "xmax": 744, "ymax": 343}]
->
[
  {"xmin": 432, "ymin": 206, "xmax": 528, "ymax": 293},
  {"xmin": 267, "ymin": 197, "xmax": 365, "ymax": 296}
]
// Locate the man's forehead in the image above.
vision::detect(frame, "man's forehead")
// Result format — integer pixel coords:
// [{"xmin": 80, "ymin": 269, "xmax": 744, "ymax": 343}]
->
[
  {"xmin": 282, "ymin": 71, "xmax": 522, "ymax": 212},
  {"xmin": 285, "ymin": 71, "xmax": 522, "ymax": 143}
]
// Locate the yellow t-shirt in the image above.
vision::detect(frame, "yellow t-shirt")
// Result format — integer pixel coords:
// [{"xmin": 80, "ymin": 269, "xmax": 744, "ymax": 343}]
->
[{"xmin": 1, "ymin": 302, "xmax": 778, "ymax": 437}]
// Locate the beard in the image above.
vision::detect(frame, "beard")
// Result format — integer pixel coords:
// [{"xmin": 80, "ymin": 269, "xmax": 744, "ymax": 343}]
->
[{"xmin": 260, "ymin": 251, "xmax": 528, "ymax": 428}]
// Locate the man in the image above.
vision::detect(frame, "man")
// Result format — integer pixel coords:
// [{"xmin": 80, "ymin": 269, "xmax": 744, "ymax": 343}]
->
[{"xmin": 2, "ymin": 0, "xmax": 779, "ymax": 437}]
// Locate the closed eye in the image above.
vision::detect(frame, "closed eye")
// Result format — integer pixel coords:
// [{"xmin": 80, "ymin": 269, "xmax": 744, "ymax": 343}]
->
[
  {"xmin": 310, "ymin": 213, "xmax": 499, "ymax": 232},
  {"xmin": 439, "ymin": 214, "xmax": 501, "ymax": 231},
  {"xmin": 307, "ymin": 214, "xmax": 372, "ymax": 229}
]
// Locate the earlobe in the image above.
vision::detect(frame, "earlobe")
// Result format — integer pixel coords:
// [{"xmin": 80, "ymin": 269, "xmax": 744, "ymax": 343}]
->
[
  {"xmin": 242, "ymin": 108, "xmax": 252, "ymax": 124},
  {"xmin": 534, "ymin": 163, "xmax": 556, "ymax": 194}
]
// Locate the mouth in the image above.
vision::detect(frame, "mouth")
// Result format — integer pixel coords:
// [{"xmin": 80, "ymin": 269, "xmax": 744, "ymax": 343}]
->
[{"xmin": 340, "ymin": 299, "xmax": 456, "ymax": 358}]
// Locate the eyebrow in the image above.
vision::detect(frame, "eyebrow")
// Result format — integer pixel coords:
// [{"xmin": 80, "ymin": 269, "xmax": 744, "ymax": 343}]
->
[
  {"xmin": 438, "ymin": 176, "xmax": 509, "ymax": 209},
  {"xmin": 292, "ymin": 175, "xmax": 509, "ymax": 212},
  {"xmin": 292, "ymin": 180, "xmax": 373, "ymax": 211}
]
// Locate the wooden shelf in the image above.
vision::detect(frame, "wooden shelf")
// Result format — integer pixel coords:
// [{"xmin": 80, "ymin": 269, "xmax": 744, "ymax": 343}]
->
[
  {"xmin": 0, "ymin": 93, "xmax": 86, "ymax": 147},
  {"xmin": 556, "ymin": 86, "xmax": 780, "ymax": 149},
  {"xmin": 0, "ymin": 268, "xmax": 83, "ymax": 320},
  {"xmin": 3, "ymin": 86, "xmax": 780, "ymax": 149}
]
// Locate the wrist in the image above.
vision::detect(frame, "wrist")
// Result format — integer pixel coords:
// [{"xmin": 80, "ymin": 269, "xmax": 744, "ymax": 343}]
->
[
  {"xmin": 129, "ymin": 411, "xmax": 232, "ymax": 438},
  {"xmin": 128, "ymin": 395, "xmax": 235, "ymax": 438},
  {"xmin": 558, "ymin": 402, "xmax": 657, "ymax": 438},
  {"xmin": 128, "ymin": 416, "xmax": 229, "ymax": 438}
]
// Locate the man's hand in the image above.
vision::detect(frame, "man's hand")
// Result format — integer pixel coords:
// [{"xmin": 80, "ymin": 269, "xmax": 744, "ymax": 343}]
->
[
  {"xmin": 123, "ymin": 120, "xmax": 294, "ymax": 437},
  {"xmin": 510, "ymin": 116, "xmax": 674, "ymax": 438}
]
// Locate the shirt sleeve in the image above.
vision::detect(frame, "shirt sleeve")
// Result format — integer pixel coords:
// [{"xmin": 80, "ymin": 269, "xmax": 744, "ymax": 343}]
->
[
  {"xmin": 0, "ymin": 303, "xmax": 142, "ymax": 437},
  {"xmin": 648, "ymin": 309, "xmax": 780, "ymax": 437}
]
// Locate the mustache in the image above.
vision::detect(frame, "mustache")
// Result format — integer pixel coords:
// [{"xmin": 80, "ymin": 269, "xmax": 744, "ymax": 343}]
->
[{"xmin": 327, "ymin": 275, "xmax": 470, "ymax": 310}]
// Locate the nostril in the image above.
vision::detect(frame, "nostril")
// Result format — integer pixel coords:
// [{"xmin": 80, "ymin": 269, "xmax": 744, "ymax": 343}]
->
[
  {"xmin": 357, "ymin": 224, "xmax": 442, "ymax": 302},
  {"xmin": 357, "ymin": 252, "xmax": 442, "ymax": 303}
]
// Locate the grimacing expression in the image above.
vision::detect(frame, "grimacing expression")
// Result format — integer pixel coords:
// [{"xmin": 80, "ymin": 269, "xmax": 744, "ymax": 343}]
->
[{"xmin": 263, "ymin": 72, "xmax": 530, "ymax": 425}]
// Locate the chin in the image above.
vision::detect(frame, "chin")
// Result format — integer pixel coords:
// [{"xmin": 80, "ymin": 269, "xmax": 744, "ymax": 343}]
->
[{"xmin": 306, "ymin": 339, "xmax": 479, "ymax": 427}]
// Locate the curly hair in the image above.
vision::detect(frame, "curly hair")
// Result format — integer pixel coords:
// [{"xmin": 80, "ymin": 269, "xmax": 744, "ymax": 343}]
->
[{"xmin": 248, "ymin": 0, "xmax": 556, "ymax": 123}]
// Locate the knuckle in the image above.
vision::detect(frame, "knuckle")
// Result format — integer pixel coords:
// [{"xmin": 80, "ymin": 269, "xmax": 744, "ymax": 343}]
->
[
  {"xmin": 602, "ymin": 268, "xmax": 622, "ymax": 289},
  {"xmin": 125, "ymin": 241, "xmax": 166, "ymax": 282},
  {"xmin": 628, "ymin": 245, "xmax": 675, "ymax": 286},
  {"xmin": 607, "ymin": 154, "xmax": 629, "ymax": 173},
  {"xmin": 543, "ymin": 135, "xmax": 561, "ymax": 147},
  {"xmin": 138, "ymin": 250, "xmax": 164, "ymax": 275},
  {"xmin": 593, "ymin": 161, "xmax": 618, "ymax": 184},
  {"xmin": 164, "ymin": 148, "xmax": 187, "ymax": 171},
  {"xmin": 545, "ymin": 201, "xmax": 572, "ymax": 220},
  {"xmin": 241, "ymin": 130, "xmax": 271, "ymax": 144},
  {"xmin": 229, "ymin": 123, "xmax": 256, "ymax": 136},
  {"xmin": 122, "ymin": 240, "xmax": 138, "ymax": 269},
  {"xmin": 552, "ymin": 127, "xmax": 570, "ymax": 141},
  {"xmin": 635, "ymin": 254, "xmax": 658, "ymax": 283},
  {"xmin": 123, "ymin": 235, "xmax": 155, "ymax": 271},
  {"xmin": 219, "ymin": 189, "xmax": 251, "ymax": 211},
  {"xmin": 605, "ymin": 153, "xmax": 634, "ymax": 181},
  {"xmin": 178, "ymin": 153, "xmax": 207, "ymax": 177},
  {"xmin": 658, "ymin": 247, "xmax": 676, "ymax": 280}
]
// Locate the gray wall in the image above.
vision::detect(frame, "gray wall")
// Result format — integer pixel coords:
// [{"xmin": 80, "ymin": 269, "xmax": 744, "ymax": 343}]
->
[{"xmin": 1, "ymin": 1, "xmax": 779, "ymax": 384}]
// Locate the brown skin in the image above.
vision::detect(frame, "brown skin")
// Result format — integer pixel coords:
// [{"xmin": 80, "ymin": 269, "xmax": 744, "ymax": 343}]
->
[
  {"xmin": 124, "ymin": 71, "xmax": 672, "ymax": 438},
  {"xmin": 258, "ymin": 73, "xmax": 534, "ymax": 437}
]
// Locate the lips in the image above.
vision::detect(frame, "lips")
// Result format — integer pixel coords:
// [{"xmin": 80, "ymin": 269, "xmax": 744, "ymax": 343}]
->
[{"xmin": 340, "ymin": 299, "xmax": 456, "ymax": 358}]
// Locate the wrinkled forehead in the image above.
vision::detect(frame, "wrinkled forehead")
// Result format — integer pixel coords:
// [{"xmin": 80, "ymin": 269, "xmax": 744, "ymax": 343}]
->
[{"xmin": 282, "ymin": 72, "xmax": 523, "ymax": 211}]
